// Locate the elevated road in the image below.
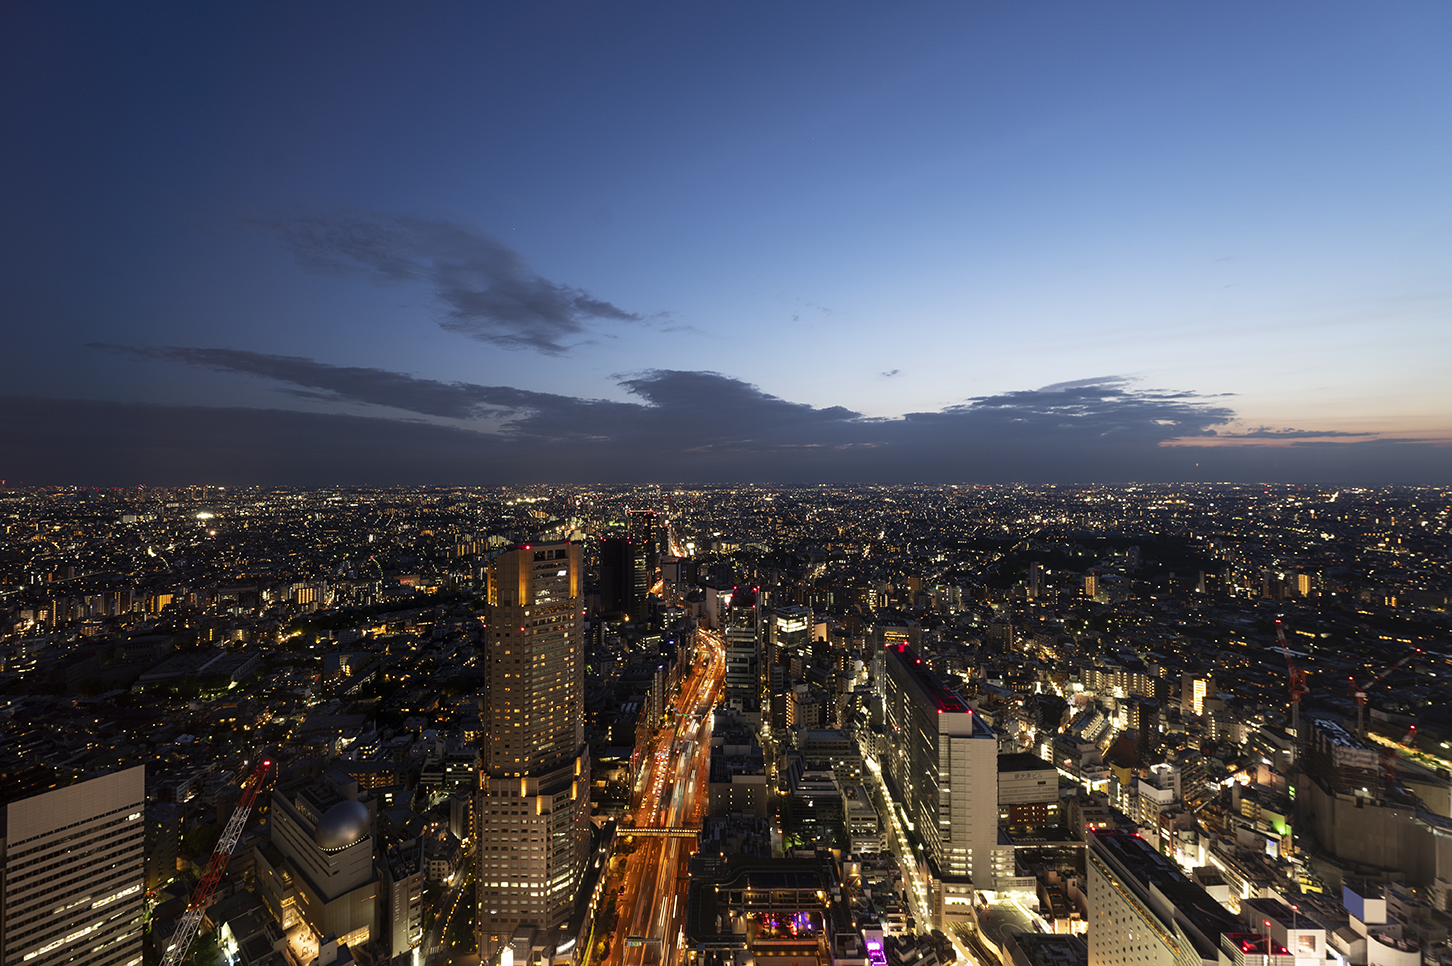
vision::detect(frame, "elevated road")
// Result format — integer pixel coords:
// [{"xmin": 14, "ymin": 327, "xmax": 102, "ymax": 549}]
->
[{"xmin": 600, "ymin": 629, "xmax": 725, "ymax": 966}]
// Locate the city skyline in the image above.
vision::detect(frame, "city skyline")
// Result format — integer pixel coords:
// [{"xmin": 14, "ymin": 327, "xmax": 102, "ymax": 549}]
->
[
  {"xmin": 0, "ymin": 482, "xmax": 1449, "ymax": 964},
  {"xmin": 4, "ymin": 3, "xmax": 1451, "ymax": 483}
]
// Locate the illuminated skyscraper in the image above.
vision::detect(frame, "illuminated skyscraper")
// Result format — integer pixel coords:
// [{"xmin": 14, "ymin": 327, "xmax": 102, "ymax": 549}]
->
[
  {"xmin": 765, "ymin": 605, "xmax": 812, "ymax": 697},
  {"xmin": 0, "ymin": 766, "xmax": 146, "ymax": 966},
  {"xmin": 724, "ymin": 586, "xmax": 760, "ymax": 708},
  {"xmin": 626, "ymin": 508, "xmax": 660, "ymax": 575},
  {"xmin": 476, "ymin": 541, "xmax": 591, "ymax": 962},
  {"xmin": 880, "ymin": 645, "xmax": 997, "ymax": 919}
]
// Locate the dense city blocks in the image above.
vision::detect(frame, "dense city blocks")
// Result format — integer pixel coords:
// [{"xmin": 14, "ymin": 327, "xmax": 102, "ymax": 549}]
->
[{"xmin": 0, "ymin": 484, "xmax": 1450, "ymax": 966}]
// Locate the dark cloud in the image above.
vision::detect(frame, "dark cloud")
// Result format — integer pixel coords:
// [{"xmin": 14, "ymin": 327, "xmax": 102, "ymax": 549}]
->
[
  {"xmin": 92, "ymin": 344, "xmax": 523, "ymax": 419},
  {"xmin": 88, "ymin": 344, "xmax": 640, "ymax": 440},
  {"xmin": 25, "ymin": 353, "xmax": 1447, "ymax": 484},
  {"xmin": 248, "ymin": 208, "xmax": 641, "ymax": 353},
  {"xmin": 930, "ymin": 379, "xmax": 1237, "ymax": 441},
  {"xmin": 881, "ymin": 369, "xmax": 900, "ymax": 378},
  {"xmin": 1213, "ymin": 427, "xmax": 1377, "ymax": 439},
  {"xmin": 0, "ymin": 397, "xmax": 519, "ymax": 486}
]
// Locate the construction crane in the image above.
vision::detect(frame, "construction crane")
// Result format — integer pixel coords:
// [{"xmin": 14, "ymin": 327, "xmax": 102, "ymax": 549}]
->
[
  {"xmin": 160, "ymin": 759, "xmax": 274, "ymax": 966},
  {"xmin": 1271, "ymin": 619, "xmax": 1309, "ymax": 758},
  {"xmin": 1350, "ymin": 648, "xmax": 1423, "ymax": 737}
]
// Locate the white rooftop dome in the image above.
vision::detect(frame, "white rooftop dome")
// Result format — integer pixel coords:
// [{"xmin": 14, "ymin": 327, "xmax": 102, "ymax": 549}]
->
[{"xmin": 315, "ymin": 799, "xmax": 370, "ymax": 852}]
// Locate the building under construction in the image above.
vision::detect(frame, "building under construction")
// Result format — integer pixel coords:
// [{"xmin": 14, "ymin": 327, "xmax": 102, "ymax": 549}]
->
[{"xmin": 1302, "ymin": 716, "xmax": 1381, "ymax": 799}]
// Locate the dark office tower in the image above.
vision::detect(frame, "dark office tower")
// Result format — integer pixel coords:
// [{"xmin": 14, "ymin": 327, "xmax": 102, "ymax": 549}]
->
[
  {"xmin": 627, "ymin": 509, "xmax": 659, "ymax": 622},
  {"xmin": 598, "ymin": 536, "xmax": 645, "ymax": 624},
  {"xmin": 1, "ymin": 766, "xmax": 146, "ymax": 966},
  {"xmin": 476, "ymin": 541, "xmax": 591, "ymax": 962}
]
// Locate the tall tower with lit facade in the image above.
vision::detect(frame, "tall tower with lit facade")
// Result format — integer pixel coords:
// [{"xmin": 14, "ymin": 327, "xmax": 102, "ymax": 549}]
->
[
  {"xmin": 476, "ymin": 541, "xmax": 591, "ymax": 962},
  {"xmin": 723, "ymin": 586, "xmax": 760, "ymax": 709},
  {"xmin": 881, "ymin": 644, "xmax": 997, "ymax": 920},
  {"xmin": 626, "ymin": 509, "xmax": 659, "ymax": 575},
  {"xmin": 0, "ymin": 766, "xmax": 146, "ymax": 966}
]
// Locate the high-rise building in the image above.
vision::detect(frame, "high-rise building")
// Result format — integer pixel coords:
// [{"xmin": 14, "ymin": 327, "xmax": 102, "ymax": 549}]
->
[
  {"xmin": 626, "ymin": 509, "xmax": 660, "ymax": 577},
  {"xmin": 598, "ymin": 536, "xmax": 646, "ymax": 624},
  {"xmin": 0, "ymin": 766, "xmax": 146, "ymax": 966},
  {"xmin": 724, "ymin": 586, "xmax": 760, "ymax": 707},
  {"xmin": 1302, "ymin": 717, "xmax": 1380, "ymax": 798},
  {"xmin": 476, "ymin": 541, "xmax": 591, "ymax": 962},
  {"xmin": 880, "ymin": 644, "xmax": 997, "ymax": 919},
  {"xmin": 766, "ymin": 605, "xmax": 812, "ymax": 697}
]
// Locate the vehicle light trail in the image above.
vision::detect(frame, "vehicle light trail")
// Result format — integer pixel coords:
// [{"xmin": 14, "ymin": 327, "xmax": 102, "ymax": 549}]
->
[{"xmin": 598, "ymin": 629, "xmax": 725, "ymax": 966}]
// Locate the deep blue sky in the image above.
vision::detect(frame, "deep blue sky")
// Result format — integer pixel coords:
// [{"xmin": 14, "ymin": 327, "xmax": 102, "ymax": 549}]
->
[{"xmin": 3, "ymin": 2, "xmax": 1450, "ymax": 483}]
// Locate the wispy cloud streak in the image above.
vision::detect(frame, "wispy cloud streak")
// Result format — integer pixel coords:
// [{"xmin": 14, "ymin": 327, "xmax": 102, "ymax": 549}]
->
[{"xmin": 248, "ymin": 208, "xmax": 641, "ymax": 353}]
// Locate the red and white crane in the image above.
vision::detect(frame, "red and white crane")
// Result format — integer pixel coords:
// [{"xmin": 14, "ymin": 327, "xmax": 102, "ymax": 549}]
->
[
  {"xmin": 1350, "ymin": 649, "xmax": 1422, "ymax": 737},
  {"xmin": 1272, "ymin": 619, "xmax": 1309, "ymax": 758},
  {"xmin": 160, "ymin": 759, "xmax": 274, "ymax": 966}
]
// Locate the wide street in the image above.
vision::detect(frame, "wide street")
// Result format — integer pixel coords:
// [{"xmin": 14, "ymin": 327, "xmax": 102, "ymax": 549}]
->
[{"xmin": 600, "ymin": 628, "xmax": 726, "ymax": 966}]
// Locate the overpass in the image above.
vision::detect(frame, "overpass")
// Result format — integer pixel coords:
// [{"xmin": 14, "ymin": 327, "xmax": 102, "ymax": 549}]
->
[{"xmin": 618, "ymin": 826, "xmax": 700, "ymax": 839}]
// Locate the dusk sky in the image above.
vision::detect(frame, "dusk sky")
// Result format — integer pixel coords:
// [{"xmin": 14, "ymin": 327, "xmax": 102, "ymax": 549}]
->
[{"xmin": 3, "ymin": 3, "xmax": 1450, "ymax": 484}]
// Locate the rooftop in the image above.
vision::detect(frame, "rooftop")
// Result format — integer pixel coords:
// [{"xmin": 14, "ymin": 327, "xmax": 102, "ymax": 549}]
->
[
  {"xmin": 999, "ymin": 751, "xmax": 1056, "ymax": 773},
  {"xmin": 888, "ymin": 644, "xmax": 970, "ymax": 715}
]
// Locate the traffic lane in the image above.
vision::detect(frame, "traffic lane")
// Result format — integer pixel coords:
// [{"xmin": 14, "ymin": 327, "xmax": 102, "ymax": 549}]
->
[
  {"xmin": 607, "ymin": 634, "xmax": 724, "ymax": 966},
  {"xmin": 426, "ymin": 871, "xmax": 471, "ymax": 959},
  {"xmin": 617, "ymin": 838, "xmax": 664, "ymax": 966}
]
